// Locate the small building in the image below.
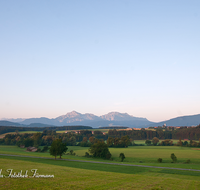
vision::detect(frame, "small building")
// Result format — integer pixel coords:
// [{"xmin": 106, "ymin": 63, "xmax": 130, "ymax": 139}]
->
[{"xmin": 27, "ymin": 147, "xmax": 38, "ymax": 152}]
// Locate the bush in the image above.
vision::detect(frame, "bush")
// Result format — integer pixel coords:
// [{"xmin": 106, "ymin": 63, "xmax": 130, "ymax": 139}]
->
[
  {"xmin": 157, "ymin": 158, "xmax": 162, "ymax": 163},
  {"xmin": 37, "ymin": 148, "xmax": 41, "ymax": 152},
  {"xmin": 171, "ymin": 153, "xmax": 177, "ymax": 163},
  {"xmin": 85, "ymin": 152, "xmax": 90, "ymax": 157},
  {"xmin": 182, "ymin": 141, "xmax": 188, "ymax": 146},
  {"xmin": 145, "ymin": 140, "xmax": 151, "ymax": 145},
  {"xmin": 68, "ymin": 150, "xmax": 76, "ymax": 156},
  {"xmin": 133, "ymin": 144, "xmax": 145, "ymax": 146},
  {"xmin": 41, "ymin": 145, "xmax": 49, "ymax": 152},
  {"xmin": 119, "ymin": 153, "xmax": 125, "ymax": 162},
  {"xmin": 184, "ymin": 159, "xmax": 190, "ymax": 164}
]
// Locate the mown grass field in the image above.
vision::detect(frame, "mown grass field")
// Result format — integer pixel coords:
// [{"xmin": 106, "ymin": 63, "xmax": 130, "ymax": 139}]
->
[
  {"xmin": 133, "ymin": 139, "xmax": 197, "ymax": 144},
  {"xmin": 1, "ymin": 145, "xmax": 200, "ymax": 170},
  {"xmin": 56, "ymin": 129, "xmax": 110, "ymax": 133},
  {"xmin": 19, "ymin": 131, "xmax": 43, "ymax": 133},
  {"xmin": 0, "ymin": 155, "xmax": 200, "ymax": 190}
]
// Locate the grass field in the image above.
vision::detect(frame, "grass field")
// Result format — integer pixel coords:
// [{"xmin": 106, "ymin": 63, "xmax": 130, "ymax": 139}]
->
[
  {"xmin": 0, "ymin": 155, "xmax": 200, "ymax": 190},
  {"xmin": 56, "ymin": 129, "xmax": 110, "ymax": 133},
  {"xmin": 1, "ymin": 145, "xmax": 200, "ymax": 170},
  {"xmin": 133, "ymin": 139, "xmax": 197, "ymax": 144},
  {"xmin": 19, "ymin": 131, "xmax": 43, "ymax": 133},
  {"xmin": 1, "ymin": 145, "xmax": 200, "ymax": 189}
]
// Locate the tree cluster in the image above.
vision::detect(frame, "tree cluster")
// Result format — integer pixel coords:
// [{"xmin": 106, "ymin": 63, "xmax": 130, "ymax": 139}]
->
[
  {"xmin": 107, "ymin": 135, "xmax": 130, "ymax": 147},
  {"xmin": 49, "ymin": 139, "xmax": 68, "ymax": 160},
  {"xmin": 89, "ymin": 141, "xmax": 111, "ymax": 160}
]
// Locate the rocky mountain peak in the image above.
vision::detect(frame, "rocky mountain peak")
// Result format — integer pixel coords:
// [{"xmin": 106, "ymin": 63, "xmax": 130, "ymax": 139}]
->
[
  {"xmin": 56, "ymin": 111, "xmax": 81, "ymax": 122},
  {"xmin": 66, "ymin": 111, "xmax": 81, "ymax": 117},
  {"xmin": 100, "ymin": 112, "xmax": 132, "ymax": 121}
]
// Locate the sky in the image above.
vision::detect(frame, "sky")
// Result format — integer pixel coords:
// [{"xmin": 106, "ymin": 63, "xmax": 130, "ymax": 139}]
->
[{"xmin": 0, "ymin": 0, "xmax": 200, "ymax": 122}]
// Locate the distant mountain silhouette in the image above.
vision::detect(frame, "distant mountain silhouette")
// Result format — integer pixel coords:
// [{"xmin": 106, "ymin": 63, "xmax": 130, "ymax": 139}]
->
[
  {"xmin": 148, "ymin": 114, "xmax": 200, "ymax": 127},
  {"xmin": 0, "ymin": 120, "xmax": 24, "ymax": 127},
  {"xmin": 100, "ymin": 112, "xmax": 148, "ymax": 121},
  {"xmin": 55, "ymin": 111, "xmax": 101, "ymax": 123},
  {"xmin": 0, "ymin": 111, "xmax": 150, "ymax": 128},
  {"xmin": 1, "ymin": 118, "xmax": 25, "ymax": 123},
  {"xmin": 0, "ymin": 120, "xmax": 54, "ymax": 128},
  {"xmin": 54, "ymin": 111, "xmax": 151, "ymax": 127},
  {"xmin": 20, "ymin": 117, "xmax": 59, "ymax": 126},
  {"xmin": 1, "ymin": 111, "xmax": 200, "ymax": 128},
  {"xmin": 28, "ymin": 123, "xmax": 55, "ymax": 127}
]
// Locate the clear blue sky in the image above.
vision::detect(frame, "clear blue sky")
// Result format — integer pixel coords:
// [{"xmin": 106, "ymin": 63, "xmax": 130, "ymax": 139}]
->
[{"xmin": 0, "ymin": 0, "xmax": 200, "ymax": 122}]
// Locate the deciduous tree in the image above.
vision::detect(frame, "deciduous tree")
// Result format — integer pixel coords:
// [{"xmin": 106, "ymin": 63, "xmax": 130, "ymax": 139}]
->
[
  {"xmin": 89, "ymin": 141, "xmax": 111, "ymax": 159},
  {"xmin": 152, "ymin": 137, "xmax": 159, "ymax": 146},
  {"xmin": 107, "ymin": 137, "xmax": 114, "ymax": 147},
  {"xmin": 50, "ymin": 139, "xmax": 68, "ymax": 160}
]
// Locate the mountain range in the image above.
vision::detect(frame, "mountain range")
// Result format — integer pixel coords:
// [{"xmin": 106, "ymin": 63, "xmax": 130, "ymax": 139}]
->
[{"xmin": 0, "ymin": 111, "xmax": 200, "ymax": 128}]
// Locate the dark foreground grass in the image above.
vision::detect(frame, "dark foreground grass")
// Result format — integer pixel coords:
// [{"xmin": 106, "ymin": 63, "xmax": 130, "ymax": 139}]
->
[{"xmin": 0, "ymin": 156, "xmax": 200, "ymax": 190}]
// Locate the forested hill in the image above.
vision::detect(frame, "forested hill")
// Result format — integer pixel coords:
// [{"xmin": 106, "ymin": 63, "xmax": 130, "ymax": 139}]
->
[
  {"xmin": 0, "ymin": 125, "xmax": 92, "ymax": 135},
  {"xmin": 0, "ymin": 120, "xmax": 24, "ymax": 127}
]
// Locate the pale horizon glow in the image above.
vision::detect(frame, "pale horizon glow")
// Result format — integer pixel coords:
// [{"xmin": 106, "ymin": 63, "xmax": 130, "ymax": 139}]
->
[{"xmin": 0, "ymin": 0, "xmax": 200, "ymax": 123}]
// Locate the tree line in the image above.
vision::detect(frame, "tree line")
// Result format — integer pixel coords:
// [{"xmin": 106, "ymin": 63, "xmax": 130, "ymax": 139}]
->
[
  {"xmin": 0, "ymin": 125, "xmax": 92, "ymax": 135},
  {"xmin": 1, "ymin": 125, "xmax": 200, "ymax": 148},
  {"xmin": 1, "ymin": 124, "xmax": 200, "ymax": 140},
  {"xmin": 108, "ymin": 125, "xmax": 200, "ymax": 140},
  {"xmin": 1, "ymin": 126, "xmax": 200, "ymax": 161}
]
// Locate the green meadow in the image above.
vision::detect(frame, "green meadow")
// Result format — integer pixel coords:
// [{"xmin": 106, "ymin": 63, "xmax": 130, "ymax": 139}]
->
[
  {"xmin": 19, "ymin": 131, "xmax": 43, "ymax": 134},
  {"xmin": 56, "ymin": 129, "xmax": 110, "ymax": 133},
  {"xmin": 1, "ymin": 145, "xmax": 200, "ymax": 170},
  {"xmin": 0, "ymin": 145, "xmax": 200, "ymax": 189},
  {"xmin": 0, "ymin": 154, "xmax": 200, "ymax": 190}
]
